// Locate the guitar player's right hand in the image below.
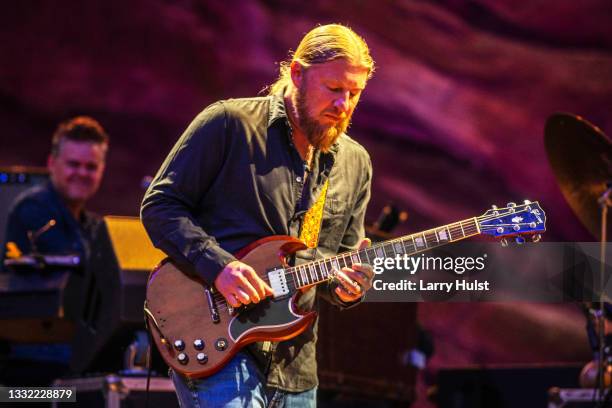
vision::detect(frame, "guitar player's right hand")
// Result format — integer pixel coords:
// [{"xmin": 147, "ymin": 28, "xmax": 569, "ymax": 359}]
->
[{"xmin": 214, "ymin": 260, "xmax": 274, "ymax": 307}]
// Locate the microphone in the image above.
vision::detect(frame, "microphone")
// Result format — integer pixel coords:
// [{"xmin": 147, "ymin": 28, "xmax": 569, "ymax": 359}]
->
[{"xmin": 27, "ymin": 219, "xmax": 56, "ymax": 254}]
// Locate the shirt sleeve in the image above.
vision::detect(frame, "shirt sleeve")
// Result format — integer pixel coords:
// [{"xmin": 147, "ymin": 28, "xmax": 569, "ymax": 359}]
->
[{"xmin": 140, "ymin": 102, "xmax": 237, "ymax": 285}]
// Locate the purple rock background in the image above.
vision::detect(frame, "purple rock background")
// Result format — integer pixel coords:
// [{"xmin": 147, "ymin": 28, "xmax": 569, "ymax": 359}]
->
[{"xmin": 2, "ymin": 0, "xmax": 611, "ymax": 402}]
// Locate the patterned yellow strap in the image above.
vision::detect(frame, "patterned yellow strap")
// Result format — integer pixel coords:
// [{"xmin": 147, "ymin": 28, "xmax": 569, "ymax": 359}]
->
[{"xmin": 299, "ymin": 179, "xmax": 329, "ymax": 249}]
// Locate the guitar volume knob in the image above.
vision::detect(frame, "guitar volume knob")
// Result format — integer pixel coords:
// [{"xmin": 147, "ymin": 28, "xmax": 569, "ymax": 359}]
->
[
  {"xmin": 196, "ymin": 352, "xmax": 208, "ymax": 364},
  {"xmin": 174, "ymin": 339, "xmax": 185, "ymax": 351},
  {"xmin": 194, "ymin": 339, "xmax": 205, "ymax": 350},
  {"xmin": 177, "ymin": 353, "xmax": 189, "ymax": 365}
]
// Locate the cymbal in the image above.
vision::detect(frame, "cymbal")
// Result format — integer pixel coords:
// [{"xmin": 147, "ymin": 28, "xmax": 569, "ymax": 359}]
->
[{"xmin": 544, "ymin": 113, "xmax": 612, "ymax": 241}]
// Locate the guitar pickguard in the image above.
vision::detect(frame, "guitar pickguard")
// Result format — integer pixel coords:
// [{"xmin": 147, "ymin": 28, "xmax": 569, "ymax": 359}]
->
[{"xmin": 228, "ymin": 297, "xmax": 301, "ymax": 342}]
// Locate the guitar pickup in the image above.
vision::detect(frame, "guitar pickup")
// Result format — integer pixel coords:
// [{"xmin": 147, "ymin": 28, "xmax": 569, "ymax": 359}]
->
[
  {"xmin": 204, "ymin": 288, "xmax": 220, "ymax": 323},
  {"xmin": 267, "ymin": 267, "xmax": 289, "ymax": 298}
]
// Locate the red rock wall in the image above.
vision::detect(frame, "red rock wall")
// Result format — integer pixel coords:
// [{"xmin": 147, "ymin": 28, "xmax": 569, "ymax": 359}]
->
[{"xmin": 2, "ymin": 0, "xmax": 608, "ymax": 398}]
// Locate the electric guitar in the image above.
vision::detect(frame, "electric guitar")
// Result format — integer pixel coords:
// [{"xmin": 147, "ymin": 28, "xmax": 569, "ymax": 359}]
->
[{"xmin": 145, "ymin": 201, "xmax": 546, "ymax": 378}]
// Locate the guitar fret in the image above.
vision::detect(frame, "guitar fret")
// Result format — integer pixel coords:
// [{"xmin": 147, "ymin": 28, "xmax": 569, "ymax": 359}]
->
[
  {"xmin": 448, "ymin": 222, "xmax": 461, "ymax": 241},
  {"xmin": 340, "ymin": 254, "xmax": 349, "ymax": 269},
  {"xmin": 290, "ymin": 269, "xmax": 298, "ymax": 291},
  {"xmin": 432, "ymin": 230, "xmax": 439, "ymax": 244},
  {"xmin": 403, "ymin": 236, "xmax": 415, "ymax": 255},
  {"xmin": 464, "ymin": 219, "xmax": 475, "ymax": 235},
  {"xmin": 374, "ymin": 245, "xmax": 384, "ymax": 259},
  {"xmin": 379, "ymin": 244, "xmax": 388, "ymax": 258},
  {"xmin": 471, "ymin": 217, "xmax": 480, "ymax": 234},
  {"xmin": 331, "ymin": 258, "xmax": 340, "ymax": 273},
  {"xmin": 459, "ymin": 221, "xmax": 465, "ymax": 237},
  {"xmin": 436, "ymin": 227, "xmax": 449, "ymax": 242},
  {"xmin": 321, "ymin": 261, "xmax": 329, "ymax": 278},
  {"xmin": 293, "ymin": 268, "xmax": 301, "ymax": 287},
  {"xmin": 383, "ymin": 242, "xmax": 395, "ymax": 258},
  {"xmin": 414, "ymin": 234, "xmax": 425, "ymax": 250}
]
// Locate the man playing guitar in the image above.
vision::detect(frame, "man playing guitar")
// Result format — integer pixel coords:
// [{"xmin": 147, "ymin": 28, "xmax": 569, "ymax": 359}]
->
[{"xmin": 141, "ymin": 24, "xmax": 376, "ymax": 407}]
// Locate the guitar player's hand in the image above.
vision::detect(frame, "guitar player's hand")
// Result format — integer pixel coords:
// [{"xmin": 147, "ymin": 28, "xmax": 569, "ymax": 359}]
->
[
  {"xmin": 334, "ymin": 238, "xmax": 374, "ymax": 303},
  {"xmin": 215, "ymin": 260, "xmax": 274, "ymax": 307}
]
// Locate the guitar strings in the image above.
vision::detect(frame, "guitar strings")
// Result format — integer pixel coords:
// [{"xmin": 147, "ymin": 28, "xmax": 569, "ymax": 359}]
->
[{"xmin": 208, "ymin": 206, "xmax": 543, "ymax": 308}]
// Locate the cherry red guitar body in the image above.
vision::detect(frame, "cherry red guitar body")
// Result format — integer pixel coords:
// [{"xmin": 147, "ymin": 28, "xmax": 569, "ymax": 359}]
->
[{"xmin": 145, "ymin": 236, "xmax": 316, "ymax": 378}]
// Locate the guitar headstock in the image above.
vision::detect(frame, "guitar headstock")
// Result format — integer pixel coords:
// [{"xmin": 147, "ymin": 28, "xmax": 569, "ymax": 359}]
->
[{"xmin": 479, "ymin": 200, "xmax": 546, "ymax": 243}]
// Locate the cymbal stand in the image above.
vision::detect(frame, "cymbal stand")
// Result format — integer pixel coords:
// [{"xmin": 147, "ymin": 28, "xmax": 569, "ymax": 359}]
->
[{"xmin": 597, "ymin": 185, "xmax": 612, "ymax": 406}]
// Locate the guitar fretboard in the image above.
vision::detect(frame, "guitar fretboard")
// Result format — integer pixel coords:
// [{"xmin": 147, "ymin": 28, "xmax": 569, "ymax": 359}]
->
[{"xmin": 282, "ymin": 217, "xmax": 481, "ymax": 292}]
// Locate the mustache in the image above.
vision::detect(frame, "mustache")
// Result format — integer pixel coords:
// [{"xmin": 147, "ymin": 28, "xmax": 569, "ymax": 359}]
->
[{"xmin": 322, "ymin": 110, "xmax": 348, "ymax": 120}]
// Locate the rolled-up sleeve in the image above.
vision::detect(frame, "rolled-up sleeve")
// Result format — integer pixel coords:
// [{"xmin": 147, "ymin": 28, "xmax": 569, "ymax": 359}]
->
[{"xmin": 140, "ymin": 102, "xmax": 236, "ymax": 285}]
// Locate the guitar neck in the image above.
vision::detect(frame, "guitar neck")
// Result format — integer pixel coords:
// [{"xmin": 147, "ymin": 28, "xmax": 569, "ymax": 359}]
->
[{"xmin": 285, "ymin": 217, "xmax": 482, "ymax": 291}]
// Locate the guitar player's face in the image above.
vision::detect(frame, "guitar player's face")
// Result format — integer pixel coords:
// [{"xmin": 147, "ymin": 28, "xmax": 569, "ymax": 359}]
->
[
  {"xmin": 293, "ymin": 58, "xmax": 368, "ymax": 151},
  {"xmin": 48, "ymin": 139, "xmax": 106, "ymax": 206}
]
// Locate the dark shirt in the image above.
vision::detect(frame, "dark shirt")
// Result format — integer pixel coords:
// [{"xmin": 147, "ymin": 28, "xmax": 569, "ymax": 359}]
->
[
  {"xmin": 2, "ymin": 181, "xmax": 100, "ymax": 267},
  {"xmin": 141, "ymin": 93, "xmax": 372, "ymax": 391},
  {"xmin": 2, "ymin": 181, "xmax": 101, "ymax": 366}
]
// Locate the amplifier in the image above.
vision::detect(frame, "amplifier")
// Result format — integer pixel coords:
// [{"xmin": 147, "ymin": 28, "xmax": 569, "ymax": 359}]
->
[{"xmin": 70, "ymin": 216, "xmax": 165, "ymax": 374}]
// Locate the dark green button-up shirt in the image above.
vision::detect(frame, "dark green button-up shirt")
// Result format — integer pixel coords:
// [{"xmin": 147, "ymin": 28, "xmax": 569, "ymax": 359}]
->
[{"xmin": 141, "ymin": 92, "xmax": 372, "ymax": 392}]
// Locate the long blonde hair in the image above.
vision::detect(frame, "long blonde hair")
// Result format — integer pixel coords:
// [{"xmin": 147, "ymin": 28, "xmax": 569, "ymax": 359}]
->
[{"xmin": 268, "ymin": 24, "xmax": 375, "ymax": 95}]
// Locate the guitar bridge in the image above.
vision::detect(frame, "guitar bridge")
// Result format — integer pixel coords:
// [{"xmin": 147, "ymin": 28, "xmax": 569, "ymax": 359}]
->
[{"xmin": 267, "ymin": 267, "xmax": 289, "ymax": 298}]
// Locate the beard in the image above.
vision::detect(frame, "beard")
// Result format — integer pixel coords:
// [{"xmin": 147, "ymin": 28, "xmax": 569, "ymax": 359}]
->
[{"xmin": 293, "ymin": 80, "xmax": 352, "ymax": 152}]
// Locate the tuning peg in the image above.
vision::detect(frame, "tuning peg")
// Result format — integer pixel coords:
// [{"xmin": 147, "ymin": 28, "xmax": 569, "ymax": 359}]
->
[
  {"xmin": 500, "ymin": 238, "xmax": 508, "ymax": 247},
  {"xmin": 523, "ymin": 200, "xmax": 531, "ymax": 205},
  {"xmin": 532, "ymin": 234, "xmax": 541, "ymax": 242},
  {"xmin": 506, "ymin": 202, "xmax": 516, "ymax": 208},
  {"xmin": 491, "ymin": 205, "xmax": 498, "ymax": 210},
  {"xmin": 515, "ymin": 236, "xmax": 525, "ymax": 245}
]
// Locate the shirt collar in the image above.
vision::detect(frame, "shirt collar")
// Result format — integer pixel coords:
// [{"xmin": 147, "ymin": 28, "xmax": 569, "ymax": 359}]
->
[{"xmin": 268, "ymin": 91, "xmax": 289, "ymax": 128}]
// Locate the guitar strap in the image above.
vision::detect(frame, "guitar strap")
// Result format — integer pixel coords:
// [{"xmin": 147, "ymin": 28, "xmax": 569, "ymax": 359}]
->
[
  {"xmin": 298, "ymin": 179, "xmax": 329, "ymax": 249},
  {"xmin": 257, "ymin": 181, "xmax": 330, "ymax": 365}
]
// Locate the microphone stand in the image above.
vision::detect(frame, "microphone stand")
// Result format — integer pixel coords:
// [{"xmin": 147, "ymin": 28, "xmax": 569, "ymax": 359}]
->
[{"xmin": 26, "ymin": 219, "xmax": 56, "ymax": 269}]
